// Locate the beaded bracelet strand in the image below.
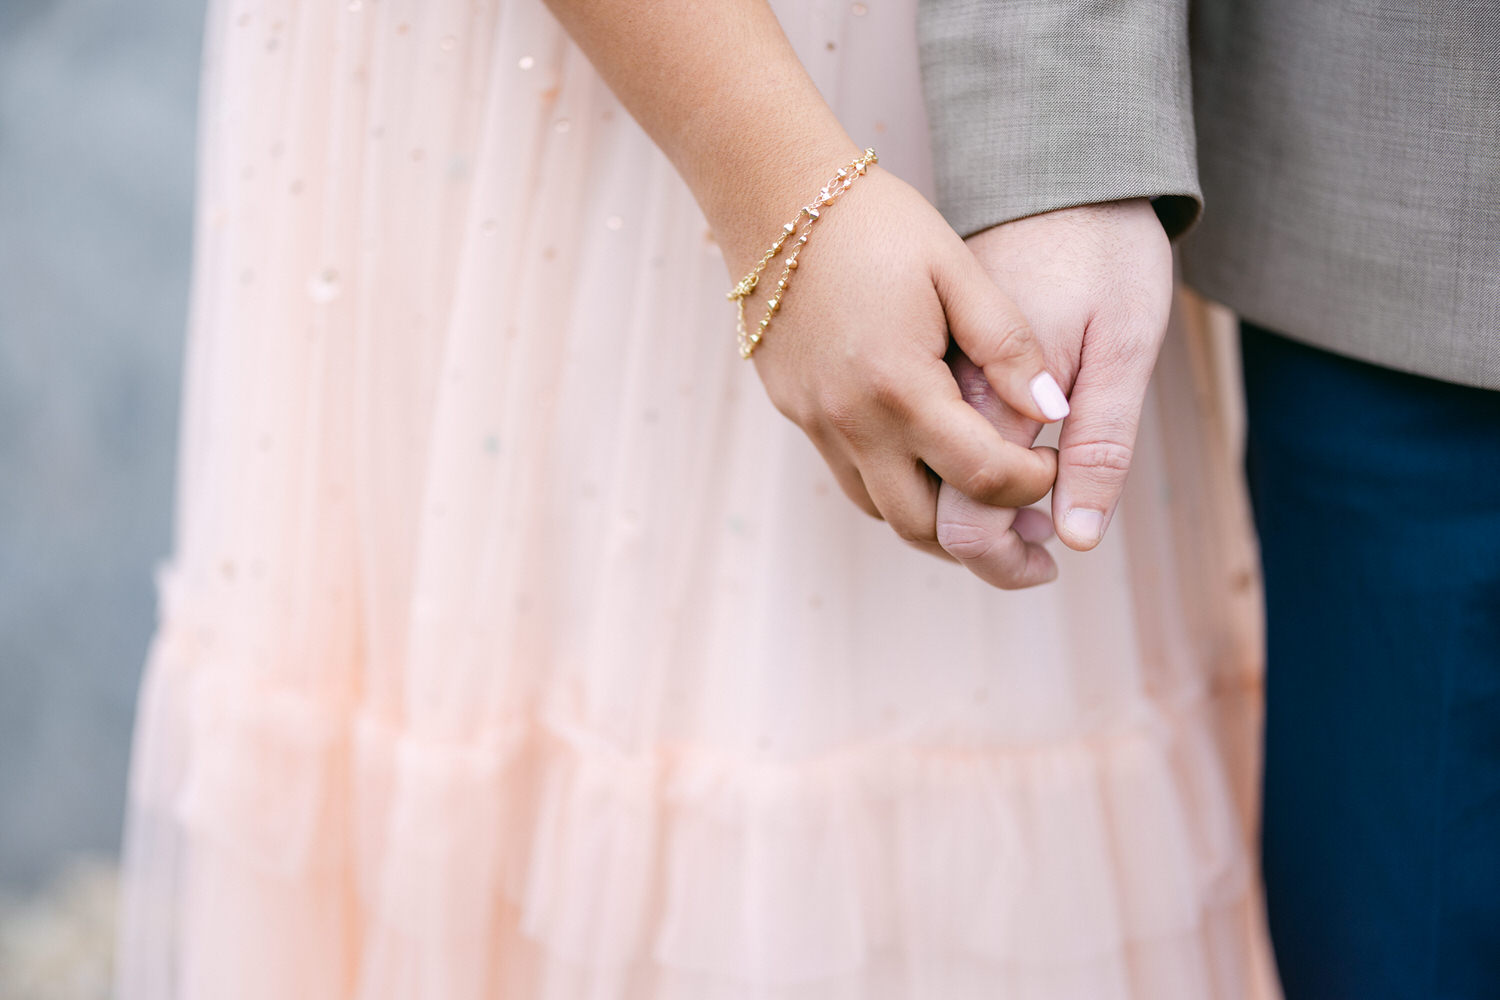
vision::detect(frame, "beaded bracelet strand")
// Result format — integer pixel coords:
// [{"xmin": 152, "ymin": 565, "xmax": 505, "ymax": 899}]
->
[{"xmin": 727, "ymin": 147, "xmax": 878, "ymax": 359}]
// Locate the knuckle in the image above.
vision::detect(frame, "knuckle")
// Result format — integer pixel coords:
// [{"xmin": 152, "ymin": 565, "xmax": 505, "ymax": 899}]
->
[
  {"xmin": 955, "ymin": 460, "xmax": 1009, "ymax": 500},
  {"xmin": 1118, "ymin": 290, "xmax": 1170, "ymax": 339},
  {"xmin": 765, "ymin": 381, "xmax": 816, "ymax": 427},
  {"xmin": 891, "ymin": 516, "xmax": 937, "ymax": 546},
  {"xmin": 816, "ymin": 389, "xmax": 863, "ymax": 439},
  {"xmin": 935, "ymin": 518, "xmax": 997, "ymax": 562},
  {"xmin": 986, "ymin": 317, "xmax": 1036, "ymax": 363},
  {"xmin": 1093, "ymin": 334, "xmax": 1155, "ymax": 377},
  {"xmin": 1065, "ymin": 438, "xmax": 1135, "ymax": 476},
  {"xmin": 768, "ymin": 390, "xmax": 806, "ymax": 425},
  {"xmin": 837, "ymin": 481, "xmax": 883, "ymax": 520},
  {"xmin": 865, "ymin": 369, "xmax": 911, "ymax": 416}
]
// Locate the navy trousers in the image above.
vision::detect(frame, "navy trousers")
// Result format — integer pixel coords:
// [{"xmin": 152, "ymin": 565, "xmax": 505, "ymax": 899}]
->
[{"xmin": 1239, "ymin": 322, "xmax": 1500, "ymax": 999}]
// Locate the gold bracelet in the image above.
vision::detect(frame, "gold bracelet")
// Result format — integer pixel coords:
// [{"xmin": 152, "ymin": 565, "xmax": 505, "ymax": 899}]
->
[{"xmin": 727, "ymin": 148, "xmax": 878, "ymax": 359}]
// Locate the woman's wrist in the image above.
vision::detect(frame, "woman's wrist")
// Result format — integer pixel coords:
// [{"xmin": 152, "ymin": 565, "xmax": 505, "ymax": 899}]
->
[
  {"xmin": 727, "ymin": 147, "xmax": 880, "ymax": 358},
  {"xmin": 692, "ymin": 126, "xmax": 866, "ymax": 276}
]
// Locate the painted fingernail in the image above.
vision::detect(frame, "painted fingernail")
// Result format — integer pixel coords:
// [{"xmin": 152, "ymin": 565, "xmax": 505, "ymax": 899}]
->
[
  {"xmin": 1063, "ymin": 508, "xmax": 1105, "ymax": 546},
  {"xmin": 1030, "ymin": 372, "xmax": 1070, "ymax": 421}
]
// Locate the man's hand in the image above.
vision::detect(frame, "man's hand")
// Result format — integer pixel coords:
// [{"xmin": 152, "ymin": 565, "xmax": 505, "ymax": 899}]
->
[{"xmin": 934, "ymin": 198, "xmax": 1175, "ymax": 587}]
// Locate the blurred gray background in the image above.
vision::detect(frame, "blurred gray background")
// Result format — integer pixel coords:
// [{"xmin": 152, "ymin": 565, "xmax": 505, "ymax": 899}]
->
[{"xmin": 0, "ymin": 0, "xmax": 205, "ymax": 899}]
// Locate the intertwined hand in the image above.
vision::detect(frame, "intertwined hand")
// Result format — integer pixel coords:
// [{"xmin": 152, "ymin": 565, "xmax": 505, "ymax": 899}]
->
[{"xmin": 935, "ymin": 198, "xmax": 1175, "ymax": 587}]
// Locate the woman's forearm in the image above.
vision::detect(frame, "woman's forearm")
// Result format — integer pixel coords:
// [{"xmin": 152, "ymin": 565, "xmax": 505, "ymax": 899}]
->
[{"xmin": 540, "ymin": 0, "xmax": 862, "ymax": 263}]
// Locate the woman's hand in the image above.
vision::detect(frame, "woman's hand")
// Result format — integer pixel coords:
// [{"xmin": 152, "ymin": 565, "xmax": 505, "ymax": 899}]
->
[{"xmin": 728, "ymin": 156, "xmax": 1068, "ymax": 556}]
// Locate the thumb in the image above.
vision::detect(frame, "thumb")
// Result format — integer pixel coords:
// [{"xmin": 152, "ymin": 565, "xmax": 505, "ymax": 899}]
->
[
  {"xmin": 934, "ymin": 244, "xmax": 1071, "ymax": 428},
  {"xmin": 1050, "ymin": 324, "xmax": 1156, "ymax": 551}
]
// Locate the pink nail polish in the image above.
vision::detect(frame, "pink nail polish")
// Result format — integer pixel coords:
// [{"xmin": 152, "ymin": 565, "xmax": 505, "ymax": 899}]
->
[{"xmin": 1030, "ymin": 372, "xmax": 1070, "ymax": 421}]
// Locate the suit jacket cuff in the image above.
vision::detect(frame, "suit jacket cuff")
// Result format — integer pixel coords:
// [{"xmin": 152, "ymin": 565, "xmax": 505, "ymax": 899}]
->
[{"xmin": 916, "ymin": 0, "xmax": 1202, "ymax": 241}]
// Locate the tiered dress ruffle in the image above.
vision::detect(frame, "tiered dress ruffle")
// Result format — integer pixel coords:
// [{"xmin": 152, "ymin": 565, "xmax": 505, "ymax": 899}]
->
[{"xmin": 116, "ymin": 0, "xmax": 1281, "ymax": 997}]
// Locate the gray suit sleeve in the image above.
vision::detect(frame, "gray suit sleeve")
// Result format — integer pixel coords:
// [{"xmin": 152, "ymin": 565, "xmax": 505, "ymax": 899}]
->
[{"xmin": 916, "ymin": 0, "xmax": 1201, "ymax": 240}]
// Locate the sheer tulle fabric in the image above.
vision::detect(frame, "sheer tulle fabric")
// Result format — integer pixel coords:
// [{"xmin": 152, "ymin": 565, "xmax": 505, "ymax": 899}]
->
[{"xmin": 115, "ymin": 1, "xmax": 1280, "ymax": 997}]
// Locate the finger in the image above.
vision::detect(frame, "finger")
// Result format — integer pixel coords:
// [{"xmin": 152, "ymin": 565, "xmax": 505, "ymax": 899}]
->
[
  {"xmin": 946, "ymin": 343, "xmax": 1042, "ymax": 447},
  {"xmin": 1051, "ymin": 322, "xmax": 1156, "ymax": 551},
  {"xmin": 860, "ymin": 453, "xmax": 946, "ymax": 556},
  {"xmin": 804, "ymin": 428, "xmax": 882, "ymax": 520},
  {"xmin": 935, "ymin": 481, "xmax": 1058, "ymax": 589},
  {"xmin": 1013, "ymin": 506, "xmax": 1056, "ymax": 544},
  {"xmin": 933, "ymin": 244, "xmax": 1071, "ymax": 427},
  {"xmin": 912, "ymin": 395, "xmax": 1059, "ymax": 508},
  {"xmin": 802, "ymin": 424, "xmax": 954, "ymax": 562}
]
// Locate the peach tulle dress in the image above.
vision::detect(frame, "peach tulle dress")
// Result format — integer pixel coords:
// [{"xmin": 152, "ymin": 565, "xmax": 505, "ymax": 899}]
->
[{"xmin": 115, "ymin": 0, "xmax": 1281, "ymax": 997}]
